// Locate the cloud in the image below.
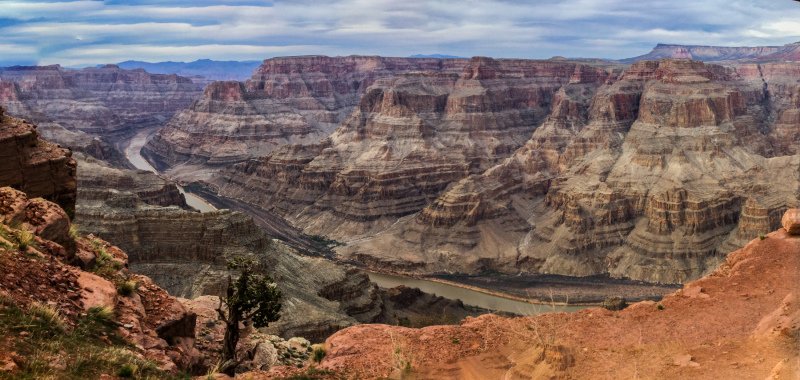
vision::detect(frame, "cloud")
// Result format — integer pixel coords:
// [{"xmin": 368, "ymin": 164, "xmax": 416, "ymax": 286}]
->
[{"xmin": 0, "ymin": 0, "xmax": 799, "ymax": 66}]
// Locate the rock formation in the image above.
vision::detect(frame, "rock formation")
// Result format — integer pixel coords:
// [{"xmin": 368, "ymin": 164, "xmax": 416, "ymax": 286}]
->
[
  {"xmin": 207, "ymin": 57, "xmax": 619, "ymax": 240},
  {"xmin": 337, "ymin": 60, "xmax": 800, "ymax": 283},
  {"xmin": 316, "ymin": 217, "xmax": 800, "ymax": 379},
  {"xmin": 0, "ymin": 186, "xmax": 200, "ymax": 374},
  {"xmin": 160, "ymin": 58, "xmax": 800, "ymax": 284},
  {"xmin": 142, "ymin": 56, "xmax": 469, "ymax": 172},
  {"xmin": 0, "ymin": 107, "xmax": 77, "ymax": 216}
]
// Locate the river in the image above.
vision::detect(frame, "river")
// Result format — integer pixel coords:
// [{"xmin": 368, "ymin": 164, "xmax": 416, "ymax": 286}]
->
[
  {"xmin": 367, "ymin": 272, "xmax": 585, "ymax": 316},
  {"xmin": 124, "ymin": 129, "xmax": 585, "ymax": 315},
  {"xmin": 124, "ymin": 129, "xmax": 217, "ymax": 213}
]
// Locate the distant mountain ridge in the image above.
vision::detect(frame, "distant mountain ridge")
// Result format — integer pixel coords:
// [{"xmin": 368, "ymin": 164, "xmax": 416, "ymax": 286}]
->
[
  {"xmin": 115, "ymin": 59, "xmax": 261, "ymax": 81},
  {"xmin": 624, "ymin": 41, "xmax": 800, "ymax": 63},
  {"xmin": 408, "ymin": 54, "xmax": 465, "ymax": 58}
]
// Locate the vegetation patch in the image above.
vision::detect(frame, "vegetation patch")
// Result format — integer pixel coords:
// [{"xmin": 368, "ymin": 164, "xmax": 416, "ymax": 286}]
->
[
  {"xmin": 312, "ymin": 345, "xmax": 326, "ymax": 363},
  {"xmin": 13, "ymin": 229, "xmax": 35, "ymax": 252},
  {"xmin": 307, "ymin": 235, "xmax": 344, "ymax": 251},
  {"xmin": 0, "ymin": 298, "xmax": 179, "ymax": 380},
  {"xmin": 90, "ymin": 239, "xmax": 122, "ymax": 279},
  {"xmin": 117, "ymin": 280, "xmax": 139, "ymax": 297},
  {"xmin": 68, "ymin": 224, "xmax": 80, "ymax": 240}
]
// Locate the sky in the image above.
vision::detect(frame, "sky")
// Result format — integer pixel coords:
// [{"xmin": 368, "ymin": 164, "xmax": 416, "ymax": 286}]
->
[{"xmin": 0, "ymin": 0, "xmax": 800, "ymax": 67}]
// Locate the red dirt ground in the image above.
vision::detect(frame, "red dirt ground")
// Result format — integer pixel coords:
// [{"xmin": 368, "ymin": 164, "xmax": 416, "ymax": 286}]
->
[{"xmin": 319, "ymin": 229, "xmax": 800, "ymax": 379}]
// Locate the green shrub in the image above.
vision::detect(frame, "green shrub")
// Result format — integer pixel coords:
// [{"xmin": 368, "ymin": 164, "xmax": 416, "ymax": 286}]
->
[
  {"xmin": 87, "ymin": 306, "xmax": 115, "ymax": 324},
  {"xmin": 602, "ymin": 296, "xmax": 628, "ymax": 311},
  {"xmin": 28, "ymin": 302, "xmax": 66, "ymax": 332},
  {"xmin": 759, "ymin": 234, "xmax": 766, "ymax": 240},
  {"xmin": 92, "ymin": 244, "xmax": 122, "ymax": 279},
  {"xmin": 117, "ymin": 363, "xmax": 136, "ymax": 378},
  {"xmin": 15, "ymin": 229, "xmax": 34, "ymax": 251},
  {"xmin": 312, "ymin": 345, "xmax": 326, "ymax": 363},
  {"xmin": 118, "ymin": 280, "xmax": 139, "ymax": 297},
  {"xmin": 657, "ymin": 303, "xmax": 665, "ymax": 311}
]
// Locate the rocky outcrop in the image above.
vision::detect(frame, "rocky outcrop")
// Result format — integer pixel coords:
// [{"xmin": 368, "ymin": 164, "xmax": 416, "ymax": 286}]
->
[
  {"xmin": 76, "ymin": 155, "xmax": 188, "ymax": 209},
  {"xmin": 0, "ymin": 108, "xmax": 77, "ymax": 216},
  {"xmin": 318, "ymin": 221, "xmax": 800, "ymax": 379},
  {"xmin": 0, "ymin": 187, "xmax": 200, "ymax": 374},
  {"xmin": 781, "ymin": 208, "xmax": 800, "ymax": 235}
]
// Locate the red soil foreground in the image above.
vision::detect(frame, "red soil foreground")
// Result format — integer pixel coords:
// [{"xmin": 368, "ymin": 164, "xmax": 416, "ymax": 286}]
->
[{"xmin": 319, "ymin": 229, "xmax": 800, "ymax": 379}]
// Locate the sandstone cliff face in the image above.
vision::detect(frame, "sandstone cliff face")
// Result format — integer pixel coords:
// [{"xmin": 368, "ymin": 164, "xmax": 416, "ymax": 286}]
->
[
  {"xmin": 135, "ymin": 56, "xmax": 800, "ymax": 284},
  {"xmin": 0, "ymin": 108, "xmax": 77, "ymax": 216},
  {"xmin": 143, "ymin": 56, "xmax": 473, "ymax": 170},
  {"xmin": 210, "ymin": 58, "xmax": 618, "ymax": 240},
  {"xmin": 0, "ymin": 65, "xmax": 203, "ymax": 166},
  {"xmin": 0, "ymin": 65, "xmax": 203, "ymax": 136},
  {"xmin": 336, "ymin": 60, "xmax": 800, "ymax": 283}
]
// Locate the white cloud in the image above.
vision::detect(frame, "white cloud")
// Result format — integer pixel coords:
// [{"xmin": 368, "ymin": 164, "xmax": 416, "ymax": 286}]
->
[{"xmin": 1, "ymin": 0, "xmax": 799, "ymax": 64}]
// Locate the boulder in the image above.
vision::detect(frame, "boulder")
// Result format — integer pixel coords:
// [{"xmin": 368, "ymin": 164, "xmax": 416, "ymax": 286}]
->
[
  {"xmin": 76, "ymin": 271, "xmax": 117, "ymax": 311},
  {"xmin": 250, "ymin": 341, "xmax": 279, "ymax": 370},
  {"xmin": 602, "ymin": 296, "xmax": 628, "ymax": 311},
  {"xmin": 781, "ymin": 209, "xmax": 800, "ymax": 235}
]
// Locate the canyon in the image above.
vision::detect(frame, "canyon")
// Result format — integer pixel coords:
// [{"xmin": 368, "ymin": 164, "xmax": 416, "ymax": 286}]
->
[
  {"xmin": 0, "ymin": 108, "xmax": 487, "ymax": 377},
  {"xmin": 0, "ymin": 63, "xmax": 486, "ymax": 343},
  {"xmin": 74, "ymin": 154, "xmax": 484, "ymax": 341},
  {"xmin": 0, "ymin": 39, "xmax": 797, "ymax": 379},
  {"xmin": 0, "ymin": 64, "xmax": 203, "ymax": 165},
  {"xmin": 143, "ymin": 54, "xmax": 800, "ymax": 285}
]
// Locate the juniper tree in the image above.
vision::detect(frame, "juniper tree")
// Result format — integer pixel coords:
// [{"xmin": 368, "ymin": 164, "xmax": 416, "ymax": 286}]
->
[{"xmin": 216, "ymin": 257, "xmax": 282, "ymax": 375}]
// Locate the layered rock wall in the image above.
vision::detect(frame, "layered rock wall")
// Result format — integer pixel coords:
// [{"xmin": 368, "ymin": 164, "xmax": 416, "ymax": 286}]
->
[
  {"xmin": 135, "ymin": 56, "xmax": 800, "ymax": 284},
  {"xmin": 0, "ymin": 65, "xmax": 203, "ymax": 164},
  {"xmin": 0, "ymin": 108, "xmax": 77, "ymax": 216},
  {"xmin": 0, "ymin": 64, "xmax": 202, "ymax": 136},
  {"xmin": 331, "ymin": 60, "xmax": 800, "ymax": 283},
  {"xmin": 211, "ymin": 57, "xmax": 618, "ymax": 239},
  {"xmin": 143, "ymin": 56, "xmax": 469, "ymax": 168}
]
